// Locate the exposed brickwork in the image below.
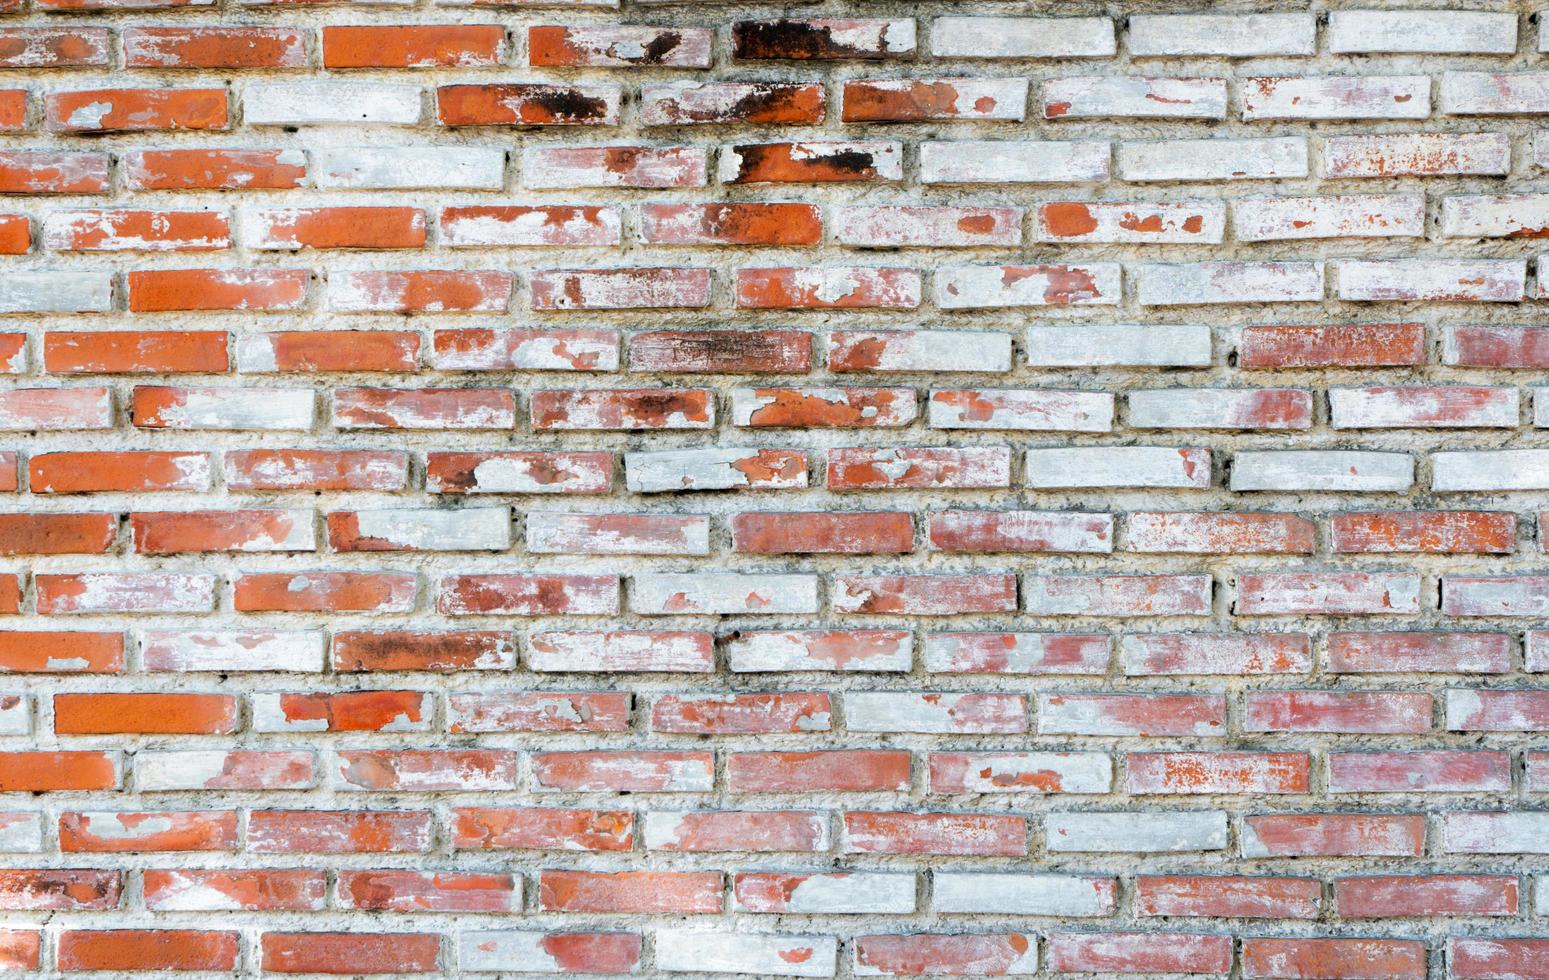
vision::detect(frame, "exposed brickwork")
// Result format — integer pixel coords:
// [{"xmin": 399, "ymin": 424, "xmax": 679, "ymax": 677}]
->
[{"xmin": 2, "ymin": 1, "xmax": 1549, "ymax": 976}]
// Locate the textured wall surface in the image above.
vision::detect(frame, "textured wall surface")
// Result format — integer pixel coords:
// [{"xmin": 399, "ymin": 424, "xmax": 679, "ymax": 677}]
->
[{"xmin": 5, "ymin": 1, "xmax": 1549, "ymax": 977}]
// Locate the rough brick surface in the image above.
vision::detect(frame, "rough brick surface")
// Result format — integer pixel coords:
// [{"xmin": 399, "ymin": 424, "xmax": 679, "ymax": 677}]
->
[{"xmin": 2, "ymin": 1, "xmax": 1549, "ymax": 976}]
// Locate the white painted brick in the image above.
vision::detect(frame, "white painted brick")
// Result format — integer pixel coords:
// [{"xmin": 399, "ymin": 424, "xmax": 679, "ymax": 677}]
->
[
  {"xmin": 835, "ymin": 205, "xmax": 1024, "ymax": 247},
  {"xmin": 1323, "ymin": 132, "xmax": 1511, "ymax": 178},
  {"xmin": 1443, "ymin": 72, "xmax": 1549, "ymax": 114},
  {"xmin": 1242, "ymin": 76, "xmax": 1430, "ymax": 121},
  {"xmin": 1330, "ymin": 10, "xmax": 1516, "ymax": 54},
  {"xmin": 920, "ymin": 140, "xmax": 1109, "ymax": 184},
  {"xmin": 934, "ymin": 874, "xmax": 1115, "ymax": 916},
  {"xmin": 931, "ymin": 17, "xmax": 1115, "ymax": 59},
  {"xmin": 1025, "ymin": 323, "xmax": 1211, "ymax": 368},
  {"xmin": 928, "ymin": 389, "xmax": 1113, "ymax": 432},
  {"xmin": 735, "ymin": 873, "xmax": 913, "ymax": 914},
  {"xmin": 1443, "ymin": 195, "xmax": 1549, "ymax": 238},
  {"xmin": 1043, "ymin": 76, "xmax": 1225, "ymax": 120},
  {"xmin": 632, "ymin": 573, "xmax": 819, "ymax": 615},
  {"xmin": 655, "ymin": 931, "xmax": 837, "ymax": 977},
  {"xmin": 333, "ymin": 508, "xmax": 512, "ymax": 551},
  {"xmin": 245, "ymin": 83, "xmax": 423, "ymax": 125},
  {"xmin": 1337, "ymin": 259, "xmax": 1526, "ymax": 302},
  {"xmin": 1535, "ymin": 388, "xmax": 1549, "ymax": 427},
  {"xmin": 1233, "ymin": 195, "xmax": 1424, "ymax": 241},
  {"xmin": 624, "ymin": 448, "xmax": 808, "ymax": 493},
  {"xmin": 460, "ymin": 932, "xmax": 629, "ymax": 974},
  {"xmin": 139, "ymin": 630, "xmax": 325, "ymax": 673},
  {"xmin": 1046, "ymin": 811, "xmax": 1228, "ymax": 852},
  {"xmin": 832, "ymin": 330, "xmax": 1012, "ymax": 373},
  {"xmin": 137, "ymin": 387, "xmax": 315, "ymax": 430},
  {"xmin": 137, "ymin": 750, "xmax": 313, "ymax": 791},
  {"xmin": 521, "ymin": 145, "xmax": 702, "ymax": 191},
  {"xmin": 1434, "ymin": 450, "xmax": 1549, "ymax": 491},
  {"xmin": 937, "ymin": 263, "xmax": 1119, "ymax": 309},
  {"xmin": 846, "ymin": 692, "xmax": 1023, "ymax": 733},
  {"xmin": 1231, "ymin": 451, "xmax": 1414, "ymax": 492},
  {"xmin": 1329, "ymin": 386, "xmax": 1519, "ymax": 429},
  {"xmin": 924, "ymin": 633, "xmax": 1108, "ymax": 675},
  {"xmin": 1117, "ymin": 137, "xmax": 1308, "ymax": 182},
  {"xmin": 1445, "ymin": 813, "xmax": 1549, "ymax": 853},
  {"xmin": 1024, "ymin": 448, "xmax": 1211, "ymax": 489},
  {"xmin": 0, "ymin": 272, "xmax": 112, "ymax": 314},
  {"xmin": 0, "ymin": 695, "xmax": 27, "ymax": 735},
  {"xmin": 1128, "ymin": 14, "xmax": 1315, "ymax": 57},
  {"xmin": 0, "ymin": 813, "xmax": 42, "ymax": 852},
  {"xmin": 1135, "ymin": 261, "xmax": 1324, "ymax": 306},
  {"xmin": 1127, "ymin": 388, "xmax": 1310, "ymax": 431},
  {"xmin": 311, "ymin": 147, "xmax": 505, "ymax": 190},
  {"xmin": 1035, "ymin": 201, "xmax": 1225, "ymax": 244},
  {"xmin": 728, "ymin": 630, "xmax": 913, "ymax": 673}
]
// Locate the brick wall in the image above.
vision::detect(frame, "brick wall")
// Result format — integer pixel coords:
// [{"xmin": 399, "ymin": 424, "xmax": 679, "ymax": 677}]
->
[{"xmin": 2, "ymin": 2, "xmax": 1549, "ymax": 977}]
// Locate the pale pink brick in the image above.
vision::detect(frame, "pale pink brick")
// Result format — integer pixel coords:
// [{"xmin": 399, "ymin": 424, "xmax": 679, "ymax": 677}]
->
[
  {"xmin": 1242, "ymin": 76, "xmax": 1430, "ymax": 120},
  {"xmin": 936, "ymin": 263, "xmax": 1119, "ymax": 308}
]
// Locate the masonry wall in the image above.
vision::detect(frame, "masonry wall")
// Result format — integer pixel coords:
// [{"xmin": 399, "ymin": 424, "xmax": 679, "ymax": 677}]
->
[{"xmin": 3, "ymin": 1, "xmax": 1549, "ymax": 977}]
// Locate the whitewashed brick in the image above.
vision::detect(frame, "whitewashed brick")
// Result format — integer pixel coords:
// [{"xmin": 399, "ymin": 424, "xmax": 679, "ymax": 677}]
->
[
  {"xmin": 624, "ymin": 448, "xmax": 808, "ymax": 493},
  {"xmin": 1443, "ymin": 195, "xmax": 1549, "ymax": 238},
  {"xmin": 1330, "ymin": 10, "xmax": 1516, "ymax": 54},
  {"xmin": 1117, "ymin": 137, "xmax": 1308, "ymax": 182},
  {"xmin": 332, "ymin": 508, "xmax": 511, "ymax": 551},
  {"xmin": 921, "ymin": 140, "xmax": 1109, "ymax": 184},
  {"xmin": 928, "ymin": 389, "xmax": 1113, "ymax": 432},
  {"xmin": 846, "ymin": 692, "xmax": 1024, "ymax": 733},
  {"xmin": 0, "ymin": 272, "xmax": 112, "ymax": 314},
  {"xmin": 311, "ymin": 147, "xmax": 505, "ymax": 190},
  {"xmin": 1043, "ymin": 76, "xmax": 1225, "ymax": 120},
  {"xmin": 1127, "ymin": 389, "xmax": 1311, "ymax": 430},
  {"xmin": 0, "ymin": 813, "xmax": 42, "ymax": 852},
  {"xmin": 1330, "ymin": 387, "xmax": 1519, "ymax": 429},
  {"xmin": 937, "ymin": 263, "xmax": 1119, "ymax": 309},
  {"xmin": 835, "ymin": 206, "xmax": 1023, "ymax": 248},
  {"xmin": 735, "ymin": 873, "xmax": 913, "ymax": 914},
  {"xmin": 1323, "ymin": 132, "xmax": 1511, "ymax": 178},
  {"xmin": 656, "ymin": 932, "xmax": 836, "ymax": 977},
  {"xmin": 1135, "ymin": 261, "xmax": 1324, "ymax": 306},
  {"xmin": 1434, "ymin": 450, "xmax": 1549, "ymax": 491},
  {"xmin": 931, "ymin": 17, "xmax": 1115, "ymax": 59},
  {"xmin": 929, "ymin": 752, "xmax": 1113, "ymax": 794},
  {"xmin": 1444, "ymin": 813, "xmax": 1549, "ymax": 854},
  {"xmin": 832, "ymin": 330, "xmax": 1012, "ymax": 373},
  {"xmin": 140, "ymin": 630, "xmax": 325, "ymax": 673},
  {"xmin": 1443, "ymin": 72, "xmax": 1549, "ymax": 114},
  {"xmin": 522, "ymin": 146, "xmax": 706, "ymax": 190},
  {"xmin": 1046, "ymin": 811, "xmax": 1228, "ymax": 852},
  {"xmin": 1026, "ymin": 324, "xmax": 1211, "ymax": 368},
  {"xmin": 460, "ymin": 933, "xmax": 630, "ymax": 974},
  {"xmin": 1234, "ymin": 195, "xmax": 1424, "ymax": 241},
  {"xmin": 1231, "ymin": 451, "xmax": 1414, "ymax": 492},
  {"xmin": 844, "ymin": 79, "xmax": 1027, "ymax": 122},
  {"xmin": 728, "ymin": 630, "xmax": 913, "ymax": 672},
  {"xmin": 934, "ymin": 874, "xmax": 1115, "ymax": 916},
  {"xmin": 1024, "ymin": 448, "xmax": 1211, "ymax": 489},
  {"xmin": 138, "ymin": 387, "xmax": 315, "ymax": 430},
  {"xmin": 1337, "ymin": 259, "xmax": 1526, "ymax": 302},
  {"xmin": 1128, "ymin": 14, "xmax": 1315, "ymax": 57},
  {"xmin": 924, "ymin": 633, "xmax": 1108, "ymax": 675},
  {"xmin": 632, "ymin": 573, "xmax": 819, "ymax": 615},
  {"xmin": 1242, "ymin": 76, "xmax": 1430, "ymax": 121},
  {"xmin": 245, "ymin": 83, "xmax": 422, "ymax": 125}
]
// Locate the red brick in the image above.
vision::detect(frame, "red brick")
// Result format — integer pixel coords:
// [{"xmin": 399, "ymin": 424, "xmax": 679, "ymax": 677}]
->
[
  {"xmin": 125, "ymin": 149, "xmax": 306, "ymax": 190},
  {"xmin": 438, "ymin": 83, "xmax": 619, "ymax": 126},
  {"xmin": 843, "ymin": 811, "xmax": 1027, "ymax": 856},
  {"xmin": 732, "ymin": 511, "xmax": 913, "ymax": 554},
  {"xmin": 1240, "ymin": 322, "xmax": 1426, "ymax": 368},
  {"xmin": 261, "ymin": 933, "xmax": 440, "ymax": 975},
  {"xmin": 30, "ymin": 451, "xmax": 211, "ymax": 493},
  {"xmin": 323, "ymin": 25, "xmax": 505, "ymax": 68},
  {"xmin": 1336, "ymin": 874, "xmax": 1517, "ymax": 917},
  {"xmin": 340, "ymin": 870, "xmax": 517, "ymax": 912},
  {"xmin": 44, "ymin": 330, "xmax": 227, "ymax": 374},
  {"xmin": 144, "ymin": 869, "xmax": 325, "ymax": 911},
  {"xmin": 127, "ymin": 268, "xmax": 308, "ymax": 312},
  {"xmin": 0, "ymin": 752, "xmax": 117, "ymax": 790},
  {"xmin": 0, "ymin": 631, "xmax": 122, "ymax": 673},
  {"xmin": 248, "ymin": 810, "xmax": 432, "ymax": 854},
  {"xmin": 0, "ymin": 869, "xmax": 120, "ymax": 910},
  {"xmin": 539, "ymin": 870, "xmax": 720, "ymax": 913},
  {"xmin": 452, "ymin": 807, "xmax": 633, "ymax": 851},
  {"xmin": 46, "ymin": 89, "xmax": 227, "ymax": 133},
  {"xmin": 59, "ymin": 930, "xmax": 238, "ymax": 972},
  {"xmin": 0, "ymin": 513, "xmax": 115, "ymax": 554},
  {"xmin": 1241, "ymin": 938, "xmax": 1427, "ymax": 979},
  {"xmin": 640, "ymin": 203, "xmax": 822, "ymax": 245},
  {"xmin": 60, "ymin": 811, "xmax": 237, "ymax": 852},
  {"xmin": 727, "ymin": 750, "xmax": 909, "ymax": 792},
  {"xmin": 123, "ymin": 27, "xmax": 307, "ymax": 68},
  {"xmin": 247, "ymin": 207, "xmax": 426, "ymax": 249},
  {"xmin": 1047, "ymin": 933, "xmax": 1233, "ymax": 975},
  {"xmin": 1332, "ymin": 510, "xmax": 1516, "ymax": 553},
  {"xmin": 1136, "ymin": 875, "xmax": 1320, "ymax": 919},
  {"xmin": 54, "ymin": 693, "xmax": 237, "ymax": 734},
  {"xmin": 235, "ymin": 572, "xmax": 418, "ymax": 613}
]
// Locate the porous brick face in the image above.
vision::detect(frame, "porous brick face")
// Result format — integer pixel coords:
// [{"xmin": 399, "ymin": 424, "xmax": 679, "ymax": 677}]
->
[{"xmin": 1, "ymin": 1, "xmax": 1549, "ymax": 977}]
